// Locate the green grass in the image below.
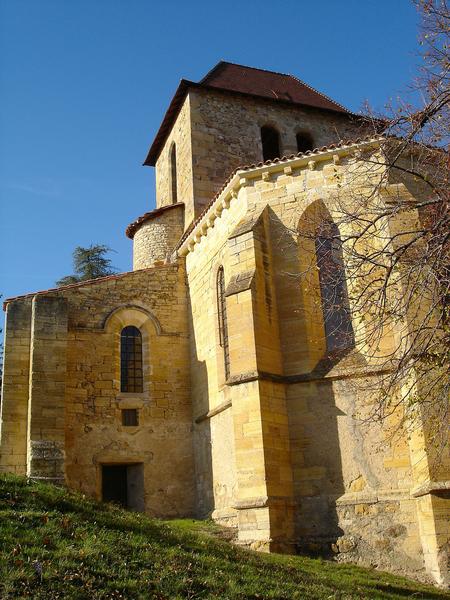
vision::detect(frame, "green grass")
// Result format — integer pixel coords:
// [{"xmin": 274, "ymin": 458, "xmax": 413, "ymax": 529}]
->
[{"xmin": 0, "ymin": 474, "xmax": 446, "ymax": 600}]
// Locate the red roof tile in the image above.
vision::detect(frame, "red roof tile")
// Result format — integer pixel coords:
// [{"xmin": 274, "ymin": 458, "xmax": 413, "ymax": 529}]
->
[
  {"xmin": 175, "ymin": 134, "xmax": 387, "ymax": 251},
  {"xmin": 200, "ymin": 62, "xmax": 348, "ymax": 113},
  {"xmin": 125, "ymin": 202, "xmax": 184, "ymax": 239},
  {"xmin": 144, "ymin": 61, "xmax": 352, "ymax": 166}
]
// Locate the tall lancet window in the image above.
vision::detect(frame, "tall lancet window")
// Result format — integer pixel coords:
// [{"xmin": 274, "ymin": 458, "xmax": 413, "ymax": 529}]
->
[
  {"xmin": 315, "ymin": 221, "xmax": 355, "ymax": 353},
  {"xmin": 261, "ymin": 125, "xmax": 281, "ymax": 161},
  {"xmin": 217, "ymin": 267, "xmax": 230, "ymax": 379},
  {"xmin": 120, "ymin": 326, "xmax": 143, "ymax": 393},
  {"xmin": 170, "ymin": 142, "xmax": 178, "ymax": 204}
]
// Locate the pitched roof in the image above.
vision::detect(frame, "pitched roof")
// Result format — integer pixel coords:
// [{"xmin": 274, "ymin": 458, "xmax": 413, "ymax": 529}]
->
[
  {"xmin": 144, "ymin": 61, "xmax": 351, "ymax": 166},
  {"xmin": 2, "ymin": 263, "xmax": 172, "ymax": 310},
  {"xmin": 200, "ymin": 62, "xmax": 348, "ymax": 113}
]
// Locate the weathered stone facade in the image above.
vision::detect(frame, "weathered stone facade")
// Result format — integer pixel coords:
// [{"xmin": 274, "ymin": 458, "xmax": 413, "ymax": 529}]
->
[
  {"xmin": 1, "ymin": 62, "xmax": 448, "ymax": 586},
  {"xmin": 131, "ymin": 203, "xmax": 184, "ymax": 269},
  {"xmin": 1, "ymin": 266, "xmax": 195, "ymax": 517}
]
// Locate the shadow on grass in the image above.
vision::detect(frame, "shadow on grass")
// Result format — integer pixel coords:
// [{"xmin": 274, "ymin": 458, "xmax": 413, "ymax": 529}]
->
[{"xmin": 0, "ymin": 475, "xmax": 446, "ymax": 600}]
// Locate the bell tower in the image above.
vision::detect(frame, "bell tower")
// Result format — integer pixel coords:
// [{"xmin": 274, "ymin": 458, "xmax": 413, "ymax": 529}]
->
[{"xmin": 143, "ymin": 61, "xmax": 362, "ymax": 231}]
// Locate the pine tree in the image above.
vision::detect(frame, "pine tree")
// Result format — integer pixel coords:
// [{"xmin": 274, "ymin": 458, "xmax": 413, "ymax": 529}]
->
[{"xmin": 56, "ymin": 245, "xmax": 117, "ymax": 287}]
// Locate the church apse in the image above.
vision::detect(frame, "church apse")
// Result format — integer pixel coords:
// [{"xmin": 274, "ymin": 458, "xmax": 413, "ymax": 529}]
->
[{"xmin": 1, "ymin": 61, "xmax": 448, "ymax": 585}]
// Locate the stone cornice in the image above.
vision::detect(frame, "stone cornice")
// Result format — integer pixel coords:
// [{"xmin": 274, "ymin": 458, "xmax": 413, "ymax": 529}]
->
[
  {"xmin": 226, "ymin": 363, "xmax": 392, "ymax": 386},
  {"xmin": 411, "ymin": 480, "xmax": 450, "ymax": 498},
  {"xmin": 177, "ymin": 136, "xmax": 384, "ymax": 257},
  {"xmin": 194, "ymin": 398, "xmax": 232, "ymax": 423}
]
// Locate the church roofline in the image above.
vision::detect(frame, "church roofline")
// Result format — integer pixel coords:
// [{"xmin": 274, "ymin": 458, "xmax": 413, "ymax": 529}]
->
[
  {"xmin": 125, "ymin": 202, "xmax": 184, "ymax": 239},
  {"xmin": 2, "ymin": 263, "xmax": 175, "ymax": 311},
  {"xmin": 143, "ymin": 61, "xmax": 360, "ymax": 167},
  {"xmin": 176, "ymin": 135, "xmax": 387, "ymax": 256}
]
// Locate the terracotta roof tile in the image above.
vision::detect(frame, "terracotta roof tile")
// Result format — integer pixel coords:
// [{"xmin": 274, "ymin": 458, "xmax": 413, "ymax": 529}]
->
[
  {"xmin": 125, "ymin": 202, "xmax": 184, "ymax": 239},
  {"xmin": 200, "ymin": 61, "xmax": 348, "ymax": 113},
  {"xmin": 144, "ymin": 61, "xmax": 353, "ymax": 166},
  {"xmin": 175, "ymin": 134, "xmax": 387, "ymax": 250}
]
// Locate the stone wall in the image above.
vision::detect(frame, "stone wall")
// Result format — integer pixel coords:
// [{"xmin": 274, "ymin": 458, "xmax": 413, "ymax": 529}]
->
[
  {"xmin": 132, "ymin": 203, "xmax": 184, "ymax": 269},
  {"xmin": 186, "ymin": 197, "xmax": 247, "ymax": 522},
  {"xmin": 188, "ymin": 88, "xmax": 364, "ymax": 215},
  {"xmin": 155, "ymin": 96, "xmax": 194, "ymax": 225},
  {"xmin": 182, "ymin": 142, "xmax": 449, "ymax": 583},
  {"xmin": 1, "ymin": 264, "xmax": 196, "ymax": 518},
  {"xmin": 28, "ymin": 296, "xmax": 68, "ymax": 483},
  {"xmin": 0, "ymin": 299, "xmax": 32, "ymax": 475},
  {"xmin": 153, "ymin": 88, "xmax": 364, "ymax": 230}
]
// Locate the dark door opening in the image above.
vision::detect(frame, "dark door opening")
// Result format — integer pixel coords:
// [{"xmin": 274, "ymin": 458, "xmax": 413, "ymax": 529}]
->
[
  {"xmin": 101, "ymin": 464, "xmax": 144, "ymax": 510},
  {"xmin": 102, "ymin": 465, "xmax": 127, "ymax": 506}
]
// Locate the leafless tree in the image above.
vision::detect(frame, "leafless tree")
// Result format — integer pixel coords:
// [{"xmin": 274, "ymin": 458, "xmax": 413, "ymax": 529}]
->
[{"xmin": 288, "ymin": 0, "xmax": 449, "ymax": 457}]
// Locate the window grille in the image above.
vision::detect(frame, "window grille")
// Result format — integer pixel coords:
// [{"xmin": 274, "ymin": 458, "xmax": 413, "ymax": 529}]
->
[
  {"xmin": 216, "ymin": 267, "xmax": 230, "ymax": 379},
  {"xmin": 122, "ymin": 408, "xmax": 139, "ymax": 426},
  {"xmin": 120, "ymin": 326, "xmax": 143, "ymax": 393}
]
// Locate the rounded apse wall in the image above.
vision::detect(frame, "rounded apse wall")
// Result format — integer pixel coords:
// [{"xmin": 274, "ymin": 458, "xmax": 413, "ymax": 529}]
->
[{"xmin": 129, "ymin": 203, "xmax": 185, "ymax": 270}]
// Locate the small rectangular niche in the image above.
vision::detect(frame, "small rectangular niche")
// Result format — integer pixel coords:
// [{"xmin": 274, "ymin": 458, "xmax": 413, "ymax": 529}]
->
[{"xmin": 122, "ymin": 408, "xmax": 139, "ymax": 426}]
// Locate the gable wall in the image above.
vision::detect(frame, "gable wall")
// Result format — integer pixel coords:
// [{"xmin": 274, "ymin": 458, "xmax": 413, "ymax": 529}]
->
[
  {"xmin": 63, "ymin": 266, "xmax": 194, "ymax": 518},
  {"xmin": 1, "ymin": 265, "xmax": 195, "ymax": 518}
]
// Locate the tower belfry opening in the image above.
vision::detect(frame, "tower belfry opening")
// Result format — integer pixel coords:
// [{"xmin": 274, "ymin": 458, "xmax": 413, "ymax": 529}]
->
[{"xmin": 261, "ymin": 125, "xmax": 281, "ymax": 161}]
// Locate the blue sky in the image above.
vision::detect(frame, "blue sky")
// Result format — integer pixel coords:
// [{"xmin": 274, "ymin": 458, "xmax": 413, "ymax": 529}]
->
[{"xmin": 0, "ymin": 0, "xmax": 420, "ymax": 306}]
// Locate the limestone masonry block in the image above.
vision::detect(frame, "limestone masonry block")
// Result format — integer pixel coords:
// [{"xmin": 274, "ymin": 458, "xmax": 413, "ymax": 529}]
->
[{"xmin": 1, "ymin": 70, "xmax": 448, "ymax": 586}]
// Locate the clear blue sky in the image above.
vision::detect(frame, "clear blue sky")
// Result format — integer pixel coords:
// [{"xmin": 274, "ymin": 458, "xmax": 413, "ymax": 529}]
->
[{"xmin": 0, "ymin": 0, "xmax": 420, "ymax": 306}]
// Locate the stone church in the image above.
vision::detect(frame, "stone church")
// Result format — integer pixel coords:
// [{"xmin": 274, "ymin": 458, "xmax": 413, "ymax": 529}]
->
[{"xmin": 1, "ymin": 62, "xmax": 448, "ymax": 585}]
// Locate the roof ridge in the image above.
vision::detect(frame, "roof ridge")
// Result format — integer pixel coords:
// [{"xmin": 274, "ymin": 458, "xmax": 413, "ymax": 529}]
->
[
  {"xmin": 201, "ymin": 60, "xmax": 294, "ymax": 80},
  {"xmin": 201, "ymin": 62, "xmax": 349, "ymax": 112},
  {"xmin": 3, "ymin": 263, "xmax": 174, "ymax": 309},
  {"xmin": 198, "ymin": 61, "xmax": 225, "ymax": 84},
  {"xmin": 288, "ymin": 73, "xmax": 349, "ymax": 113}
]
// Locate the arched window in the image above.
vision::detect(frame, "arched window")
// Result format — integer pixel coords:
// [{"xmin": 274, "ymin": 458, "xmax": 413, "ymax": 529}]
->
[
  {"xmin": 261, "ymin": 125, "xmax": 281, "ymax": 161},
  {"xmin": 216, "ymin": 267, "xmax": 230, "ymax": 379},
  {"xmin": 170, "ymin": 142, "xmax": 177, "ymax": 204},
  {"xmin": 315, "ymin": 221, "xmax": 355, "ymax": 353},
  {"xmin": 296, "ymin": 132, "xmax": 314, "ymax": 153},
  {"xmin": 120, "ymin": 326, "xmax": 143, "ymax": 392}
]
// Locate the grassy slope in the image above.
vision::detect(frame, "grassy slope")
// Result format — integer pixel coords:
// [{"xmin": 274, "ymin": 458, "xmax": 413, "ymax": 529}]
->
[{"xmin": 0, "ymin": 475, "xmax": 446, "ymax": 600}]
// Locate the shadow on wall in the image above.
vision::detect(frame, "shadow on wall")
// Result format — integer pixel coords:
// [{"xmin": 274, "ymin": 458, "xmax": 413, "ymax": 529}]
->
[
  {"xmin": 269, "ymin": 204, "xmax": 353, "ymax": 553},
  {"xmin": 287, "ymin": 381, "xmax": 346, "ymax": 553},
  {"xmin": 187, "ymin": 300, "xmax": 214, "ymax": 519}
]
